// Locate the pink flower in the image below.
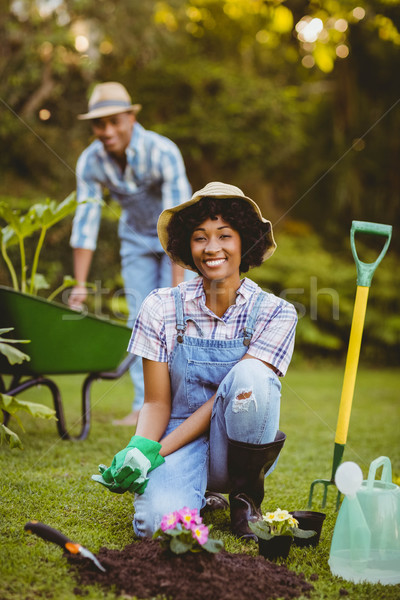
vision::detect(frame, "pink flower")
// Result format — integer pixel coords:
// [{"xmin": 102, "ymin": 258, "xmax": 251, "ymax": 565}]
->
[
  {"xmin": 178, "ymin": 507, "xmax": 201, "ymax": 529},
  {"xmin": 191, "ymin": 523, "xmax": 209, "ymax": 545},
  {"xmin": 160, "ymin": 511, "xmax": 180, "ymax": 531}
]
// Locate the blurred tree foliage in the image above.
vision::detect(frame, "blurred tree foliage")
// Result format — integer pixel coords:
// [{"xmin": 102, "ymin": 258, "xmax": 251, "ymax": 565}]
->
[
  {"xmin": 1, "ymin": 0, "xmax": 399, "ymax": 231},
  {"xmin": 0, "ymin": 0, "xmax": 399, "ymax": 363}
]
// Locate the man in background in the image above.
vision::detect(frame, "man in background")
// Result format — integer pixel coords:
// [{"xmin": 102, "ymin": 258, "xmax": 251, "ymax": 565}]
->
[{"xmin": 69, "ymin": 81, "xmax": 191, "ymax": 426}]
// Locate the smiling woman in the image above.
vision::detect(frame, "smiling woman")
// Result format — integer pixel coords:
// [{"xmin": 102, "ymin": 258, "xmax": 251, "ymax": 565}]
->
[
  {"xmin": 189, "ymin": 216, "xmax": 242, "ymax": 298},
  {"xmin": 93, "ymin": 181, "xmax": 298, "ymax": 543},
  {"xmin": 165, "ymin": 192, "xmax": 274, "ymax": 275}
]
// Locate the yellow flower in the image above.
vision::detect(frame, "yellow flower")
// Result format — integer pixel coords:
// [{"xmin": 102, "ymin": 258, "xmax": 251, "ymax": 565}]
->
[
  {"xmin": 275, "ymin": 508, "xmax": 290, "ymax": 521},
  {"xmin": 288, "ymin": 517, "xmax": 298, "ymax": 528},
  {"xmin": 263, "ymin": 512, "xmax": 276, "ymax": 523}
]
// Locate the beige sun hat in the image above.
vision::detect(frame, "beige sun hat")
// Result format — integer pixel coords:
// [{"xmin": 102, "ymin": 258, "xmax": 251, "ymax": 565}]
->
[
  {"xmin": 157, "ymin": 181, "xmax": 277, "ymax": 270},
  {"xmin": 77, "ymin": 82, "xmax": 142, "ymax": 120}
]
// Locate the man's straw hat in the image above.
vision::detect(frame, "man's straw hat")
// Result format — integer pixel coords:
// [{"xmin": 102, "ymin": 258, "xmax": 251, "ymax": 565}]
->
[
  {"xmin": 157, "ymin": 181, "xmax": 277, "ymax": 270},
  {"xmin": 77, "ymin": 82, "xmax": 142, "ymax": 120}
]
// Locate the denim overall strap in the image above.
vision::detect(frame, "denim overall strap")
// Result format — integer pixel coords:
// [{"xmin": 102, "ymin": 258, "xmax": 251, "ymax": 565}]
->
[
  {"xmin": 172, "ymin": 287, "xmax": 186, "ymax": 343},
  {"xmin": 242, "ymin": 291, "xmax": 265, "ymax": 346}
]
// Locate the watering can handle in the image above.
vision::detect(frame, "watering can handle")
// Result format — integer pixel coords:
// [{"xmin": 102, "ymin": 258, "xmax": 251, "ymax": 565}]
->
[
  {"xmin": 350, "ymin": 221, "xmax": 392, "ymax": 287},
  {"xmin": 366, "ymin": 456, "xmax": 393, "ymax": 491}
]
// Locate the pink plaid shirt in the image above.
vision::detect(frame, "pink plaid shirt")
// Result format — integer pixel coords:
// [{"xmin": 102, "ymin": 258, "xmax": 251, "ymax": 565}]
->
[{"xmin": 128, "ymin": 276, "xmax": 297, "ymax": 376}]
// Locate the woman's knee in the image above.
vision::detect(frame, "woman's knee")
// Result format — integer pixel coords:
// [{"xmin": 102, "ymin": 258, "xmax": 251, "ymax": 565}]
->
[
  {"xmin": 221, "ymin": 359, "xmax": 281, "ymax": 408},
  {"xmin": 133, "ymin": 443, "xmax": 208, "ymax": 538},
  {"xmin": 133, "ymin": 487, "xmax": 182, "ymax": 538}
]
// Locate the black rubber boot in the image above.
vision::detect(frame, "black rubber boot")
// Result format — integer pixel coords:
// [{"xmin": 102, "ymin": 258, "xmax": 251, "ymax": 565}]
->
[
  {"xmin": 228, "ymin": 430, "xmax": 286, "ymax": 540},
  {"xmin": 200, "ymin": 491, "xmax": 229, "ymax": 515}
]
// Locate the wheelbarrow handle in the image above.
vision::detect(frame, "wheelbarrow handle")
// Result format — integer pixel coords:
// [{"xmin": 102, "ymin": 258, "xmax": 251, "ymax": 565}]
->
[{"xmin": 350, "ymin": 220, "xmax": 392, "ymax": 287}]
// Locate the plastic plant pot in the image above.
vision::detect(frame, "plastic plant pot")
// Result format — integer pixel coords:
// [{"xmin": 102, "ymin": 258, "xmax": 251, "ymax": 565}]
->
[
  {"xmin": 290, "ymin": 511, "xmax": 326, "ymax": 547},
  {"xmin": 258, "ymin": 536, "xmax": 292, "ymax": 561}
]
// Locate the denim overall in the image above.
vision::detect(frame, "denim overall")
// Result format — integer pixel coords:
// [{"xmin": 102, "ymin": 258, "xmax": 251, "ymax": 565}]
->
[{"xmin": 133, "ymin": 286, "xmax": 282, "ymax": 537}]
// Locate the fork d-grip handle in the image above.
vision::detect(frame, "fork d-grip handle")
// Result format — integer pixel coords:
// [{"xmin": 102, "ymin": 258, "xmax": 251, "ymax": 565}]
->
[
  {"xmin": 350, "ymin": 220, "xmax": 392, "ymax": 287},
  {"xmin": 24, "ymin": 521, "xmax": 73, "ymax": 549}
]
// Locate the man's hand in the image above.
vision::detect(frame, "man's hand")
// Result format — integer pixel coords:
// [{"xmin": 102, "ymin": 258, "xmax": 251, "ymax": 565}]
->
[
  {"xmin": 69, "ymin": 248, "xmax": 93, "ymax": 309},
  {"xmin": 68, "ymin": 284, "xmax": 88, "ymax": 310}
]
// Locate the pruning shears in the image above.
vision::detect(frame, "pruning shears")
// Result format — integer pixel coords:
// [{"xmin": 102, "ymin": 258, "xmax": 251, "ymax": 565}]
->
[{"xmin": 24, "ymin": 520, "xmax": 106, "ymax": 573}]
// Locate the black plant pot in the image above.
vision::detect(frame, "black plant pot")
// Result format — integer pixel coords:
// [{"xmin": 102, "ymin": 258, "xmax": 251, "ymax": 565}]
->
[
  {"xmin": 290, "ymin": 510, "xmax": 326, "ymax": 547},
  {"xmin": 258, "ymin": 535, "xmax": 292, "ymax": 561}
]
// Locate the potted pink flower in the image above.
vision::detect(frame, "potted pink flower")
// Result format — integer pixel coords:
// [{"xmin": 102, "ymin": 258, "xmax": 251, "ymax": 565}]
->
[{"xmin": 153, "ymin": 507, "xmax": 224, "ymax": 555}]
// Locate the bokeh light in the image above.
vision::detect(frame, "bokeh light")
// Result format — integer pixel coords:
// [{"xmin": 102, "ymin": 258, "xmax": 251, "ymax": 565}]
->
[
  {"xmin": 75, "ymin": 35, "xmax": 89, "ymax": 52},
  {"xmin": 352, "ymin": 7, "xmax": 366, "ymax": 21},
  {"xmin": 336, "ymin": 44, "xmax": 349, "ymax": 58},
  {"xmin": 39, "ymin": 109, "xmax": 51, "ymax": 121},
  {"xmin": 296, "ymin": 17, "xmax": 324, "ymax": 43},
  {"xmin": 334, "ymin": 19, "xmax": 348, "ymax": 33},
  {"xmin": 302, "ymin": 55, "xmax": 315, "ymax": 69}
]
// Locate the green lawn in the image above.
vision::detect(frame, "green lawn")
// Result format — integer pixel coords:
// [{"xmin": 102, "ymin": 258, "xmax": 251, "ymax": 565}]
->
[{"xmin": 1, "ymin": 366, "xmax": 399, "ymax": 599}]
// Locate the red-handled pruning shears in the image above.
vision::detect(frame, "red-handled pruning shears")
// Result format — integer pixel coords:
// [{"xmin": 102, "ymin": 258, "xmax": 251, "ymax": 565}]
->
[{"xmin": 24, "ymin": 520, "xmax": 106, "ymax": 573}]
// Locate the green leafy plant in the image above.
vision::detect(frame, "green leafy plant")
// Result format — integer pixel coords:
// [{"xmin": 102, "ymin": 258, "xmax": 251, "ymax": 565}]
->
[
  {"xmin": 153, "ymin": 507, "xmax": 224, "ymax": 554},
  {"xmin": 0, "ymin": 192, "xmax": 83, "ymax": 297},
  {"xmin": 249, "ymin": 508, "xmax": 315, "ymax": 540},
  {"xmin": 0, "ymin": 328, "xmax": 56, "ymax": 449},
  {"xmin": 0, "ymin": 327, "xmax": 31, "ymax": 366}
]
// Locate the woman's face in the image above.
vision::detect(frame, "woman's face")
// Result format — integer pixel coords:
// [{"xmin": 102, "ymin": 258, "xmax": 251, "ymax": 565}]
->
[{"xmin": 190, "ymin": 215, "xmax": 242, "ymax": 286}]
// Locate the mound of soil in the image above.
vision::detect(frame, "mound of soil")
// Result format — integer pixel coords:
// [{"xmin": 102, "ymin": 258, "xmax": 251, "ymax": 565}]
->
[{"xmin": 69, "ymin": 539, "xmax": 314, "ymax": 600}]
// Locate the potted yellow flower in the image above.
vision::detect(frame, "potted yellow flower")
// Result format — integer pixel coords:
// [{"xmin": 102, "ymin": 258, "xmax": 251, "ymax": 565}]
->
[{"xmin": 249, "ymin": 508, "xmax": 316, "ymax": 561}]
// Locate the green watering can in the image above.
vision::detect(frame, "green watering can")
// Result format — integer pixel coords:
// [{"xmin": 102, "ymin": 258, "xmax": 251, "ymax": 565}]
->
[{"xmin": 329, "ymin": 457, "xmax": 400, "ymax": 585}]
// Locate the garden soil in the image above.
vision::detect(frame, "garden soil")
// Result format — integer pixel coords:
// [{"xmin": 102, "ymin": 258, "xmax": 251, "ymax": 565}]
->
[{"xmin": 69, "ymin": 538, "xmax": 315, "ymax": 600}]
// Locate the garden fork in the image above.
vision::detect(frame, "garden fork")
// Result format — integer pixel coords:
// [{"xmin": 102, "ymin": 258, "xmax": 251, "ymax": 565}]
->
[{"xmin": 308, "ymin": 221, "xmax": 392, "ymax": 510}]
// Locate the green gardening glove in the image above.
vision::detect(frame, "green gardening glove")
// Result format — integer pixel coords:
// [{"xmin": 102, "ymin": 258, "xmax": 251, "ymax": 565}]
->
[{"xmin": 91, "ymin": 435, "xmax": 165, "ymax": 494}]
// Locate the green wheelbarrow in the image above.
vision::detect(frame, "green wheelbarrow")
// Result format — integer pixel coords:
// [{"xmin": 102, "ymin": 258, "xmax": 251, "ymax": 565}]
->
[{"xmin": 0, "ymin": 285, "xmax": 135, "ymax": 441}]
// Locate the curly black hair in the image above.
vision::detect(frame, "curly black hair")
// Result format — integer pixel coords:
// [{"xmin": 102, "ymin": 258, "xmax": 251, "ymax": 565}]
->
[{"xmin": 166, "ymin": 197, "xmax": 271, "ymax": 273}]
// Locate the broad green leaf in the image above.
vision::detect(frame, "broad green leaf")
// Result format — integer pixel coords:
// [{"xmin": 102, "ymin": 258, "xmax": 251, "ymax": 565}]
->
[
  {"xmin": 170, "ymin": 536, "xmax": 193, "ymax": 554},
  {"xmin": 1, "ymin": 193, "xmax": 77, "ymax": 250},
  {"xmin": 28, "ymin": 273, "xmax": 50, "ymax": 292},
  {"xmin": 202, "ymin": 538, "xmax": 224, "ymax": 553},
  {"xmin": 248, "ymin": 521, "xmax": 273, "ymax": 540},
  {"xmin": 164, "ymin": 528, "xmax": 183, "ymax": 537},
  {"xmin": 0, "ymin": 343, "xmax": 31, "ymax": 364},
  {"xmin": 1, "ymin": 213, "xmax": 40, "ymax": 247},
  {"xmin": 0, "ymin": 423, "xmax": 23, "ymax": 449},
  {"xmin": 1, "ymin": 224, "xmax": 18, "ymax": 247},
  {"xmin": 294, "ymin": 527, "xmax": 316, "ymax": 538},
  {"xmin": 0, "ymin": 202, "xmax": 21, "ymax": 228},
  {"xmin": 0, "ymin": 394, "xmax": 56, "ymax": 420},
  {"xmin": 30, "ymin": 192, "xmax": 77, "ymax": 229},
  {"xmin": 53, "ymin": 192, "xmax": 78, "ymax": 221}
]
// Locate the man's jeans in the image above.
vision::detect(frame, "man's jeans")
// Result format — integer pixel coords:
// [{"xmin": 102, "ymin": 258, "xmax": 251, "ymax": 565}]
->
[{"xmin": 120, "ymin": 231, "xmax": 172, "ymax": 411}]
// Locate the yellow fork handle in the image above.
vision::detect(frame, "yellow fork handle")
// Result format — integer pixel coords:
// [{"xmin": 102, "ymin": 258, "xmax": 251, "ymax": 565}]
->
[{"xmin": 335, "ymin": 285, "xmax": 369, "ymax": 446}]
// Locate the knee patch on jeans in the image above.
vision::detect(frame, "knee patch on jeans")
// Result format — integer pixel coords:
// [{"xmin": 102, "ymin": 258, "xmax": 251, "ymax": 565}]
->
[{"xmin": 232, "ymin": 388, "xmax": 257, "ymax": 413}]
